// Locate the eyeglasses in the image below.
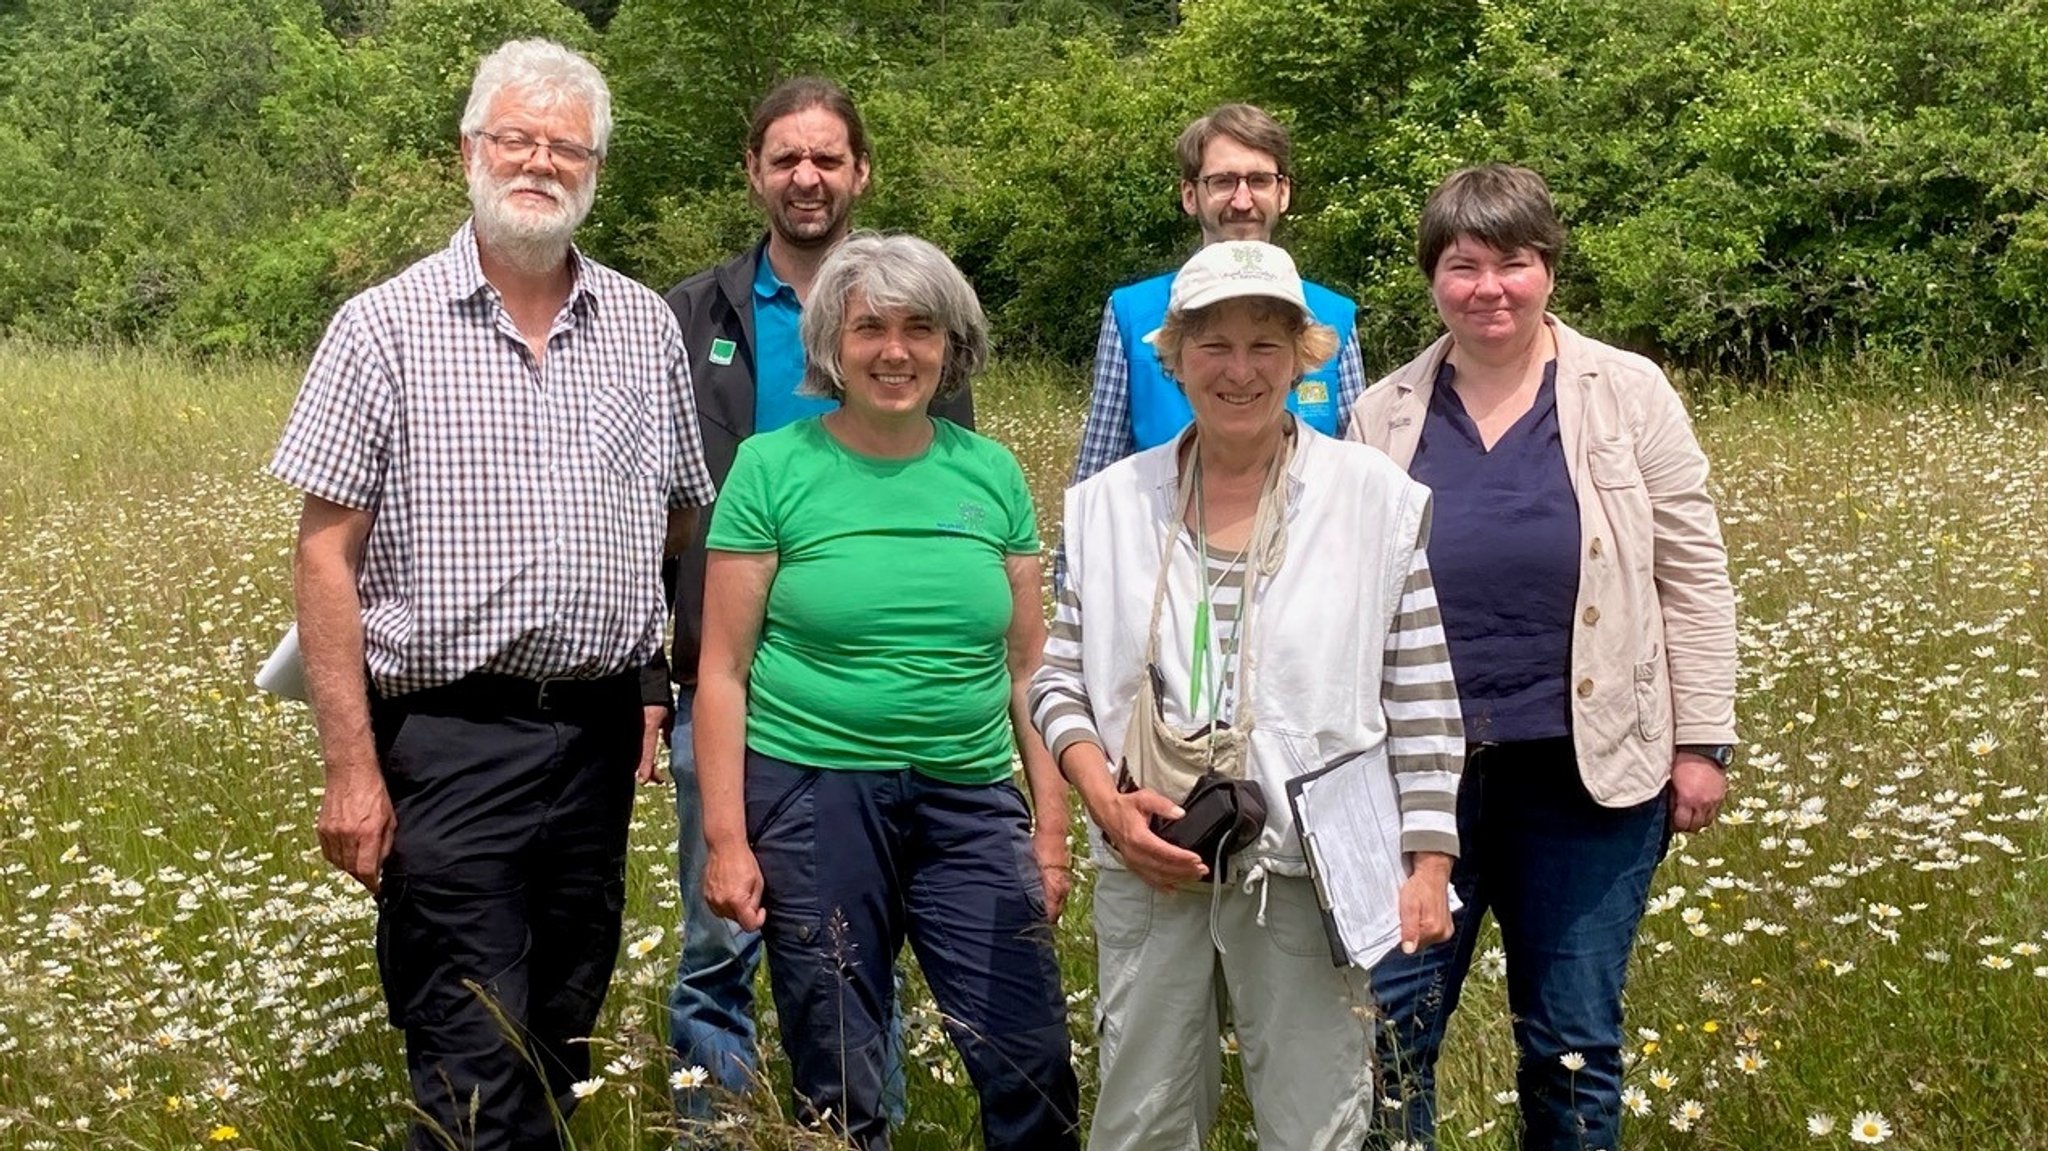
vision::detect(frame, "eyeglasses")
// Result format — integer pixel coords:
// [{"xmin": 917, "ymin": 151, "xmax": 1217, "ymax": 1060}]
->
[
  {"xmin": 1197, "ymin": 171, "xmax": 1286, "ymax": 198},
  {"xmin": 474, "ymin": 130, "xmax": 599, "ymax": 170}
]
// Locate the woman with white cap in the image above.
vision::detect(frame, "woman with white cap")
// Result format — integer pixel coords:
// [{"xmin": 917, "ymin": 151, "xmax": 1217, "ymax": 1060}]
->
[{"xmin": 1030, "ymin": 240, "xmax": 1464, "ymax": 1151}]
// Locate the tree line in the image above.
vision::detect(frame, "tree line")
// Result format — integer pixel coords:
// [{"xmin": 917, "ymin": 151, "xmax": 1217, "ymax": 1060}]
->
[{"xmin": 2, "ymin": 0, "xmax": 2043, "ymax": 374}]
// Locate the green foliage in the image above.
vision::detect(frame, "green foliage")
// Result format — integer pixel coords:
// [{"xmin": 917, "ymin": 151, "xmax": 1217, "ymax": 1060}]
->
[
  {"xmin": 594, "ymin": 0, "xmax": 872, "ymax": 270},
  {"xmin": 616, "ymin": 185, "xmax": 760, "ymax": 293},
  {"xmin": 880, "ymin": 31, "xmax": 1195, "ymax": 360},
  {"xmin": 0, "ymin": 0, "xmax": 2044, "ymax": 372}
]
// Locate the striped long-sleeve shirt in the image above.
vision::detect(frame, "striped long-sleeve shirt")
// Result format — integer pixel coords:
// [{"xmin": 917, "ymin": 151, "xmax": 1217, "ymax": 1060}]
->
[{"xmin": 1030, "ymin": 519, "xmax": 1464, "ymax": 859}]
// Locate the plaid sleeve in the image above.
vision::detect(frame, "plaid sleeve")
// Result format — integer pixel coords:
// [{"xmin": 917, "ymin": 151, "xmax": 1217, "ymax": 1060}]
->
[
  {"xmin": 1070, "ymin": 300, "xmax": 1136, "ymax": 487},
  {"xmin": 1333, "ymin": 328, "xmax": 1366, "ymax": 439},
  {"xmin": 1381, "ymin": 519, "xmax": 1464, "ymax": 857},
  {"xmin": 268, "ymin": 303, "xmax": 394, "ymax": 511},
  {"xmin": 1054, "ymin": 300, "xmax": 1135, "ymax": 592}
]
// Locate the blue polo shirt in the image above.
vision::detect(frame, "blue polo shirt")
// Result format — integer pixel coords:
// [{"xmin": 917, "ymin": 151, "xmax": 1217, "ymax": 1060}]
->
[
  {"xmin": 751, "ymin": 254, "xmax": 835, "ymax": 433},
  {"xmin": 1410, "ymin": 359, "xmax": 1579, "ymax": 743}
]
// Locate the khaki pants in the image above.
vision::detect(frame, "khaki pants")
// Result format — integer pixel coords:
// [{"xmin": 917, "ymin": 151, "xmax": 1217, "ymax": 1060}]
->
[{"xmin": 1088, "ymin": 868, "xmax": 1376, "ymax": 1151}]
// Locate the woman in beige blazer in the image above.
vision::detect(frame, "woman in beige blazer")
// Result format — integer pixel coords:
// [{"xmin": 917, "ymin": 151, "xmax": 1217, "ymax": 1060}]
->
[{"xmin": 1348, "ymin": 164, "xmax": 1737, "ymax": 1151}]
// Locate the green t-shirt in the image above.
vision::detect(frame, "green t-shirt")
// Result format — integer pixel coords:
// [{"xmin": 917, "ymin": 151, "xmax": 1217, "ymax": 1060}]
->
[{"xmin": 707, "ymin": 416, "xmax": 1041, "ymax": 783}]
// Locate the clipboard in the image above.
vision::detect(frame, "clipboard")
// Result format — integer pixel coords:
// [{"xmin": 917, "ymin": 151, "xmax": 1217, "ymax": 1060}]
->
[
  {"xmin": 1290, "ymin": 781, "xmax": 1355, "ymax": 969},
  {"xmin": 1287, "ymin": 748, "xmax": 1456, "ymax": 969}
]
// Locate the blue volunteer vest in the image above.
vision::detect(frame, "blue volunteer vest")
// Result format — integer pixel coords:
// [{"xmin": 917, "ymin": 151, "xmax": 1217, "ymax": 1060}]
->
[{"xmin": 1111, "ymin": 270, "xmax": 1358, "ymax": 450}]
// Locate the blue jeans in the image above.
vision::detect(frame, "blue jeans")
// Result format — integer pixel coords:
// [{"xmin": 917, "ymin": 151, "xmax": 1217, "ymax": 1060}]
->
[
  {"xmin": 666, "ymin": 698, "xmax": 909, "ymax": 1127},
  {"xmin": 745, "ymin": 751, "xmax": 1081, "ymax": 1151},
  {"xmin": 1368, "ymin": 739, "xmax": 1670, "ymax": 1151},
  {"xmin": 666, "ymin": 692, "xmax": 765, "ymax": 1119}
]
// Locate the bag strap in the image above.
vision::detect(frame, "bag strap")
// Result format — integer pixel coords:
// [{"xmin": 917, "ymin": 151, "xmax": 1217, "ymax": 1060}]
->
[
  {"xmin": 1221, "ymin": 426, "xmax": 1294, "ymax": 727},
  {"xmin": 1143, "ymin": 425, "xmax": 1297, "ymax": 729},
  {"xmin": 1140, "ymin": 443, "xmax": 1201, "ymax": 668}
]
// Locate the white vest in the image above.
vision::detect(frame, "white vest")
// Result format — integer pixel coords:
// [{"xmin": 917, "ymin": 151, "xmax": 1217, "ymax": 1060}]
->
[{"xmin": 1062, "ymin": 422, "xmax": 1432, "ymax": 895}]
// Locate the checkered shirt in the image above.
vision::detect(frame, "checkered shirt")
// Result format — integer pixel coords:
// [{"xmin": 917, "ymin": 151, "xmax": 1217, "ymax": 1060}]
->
[{"xmin": 270, "ymin": 221, "xmax": 717, "ymax": 697}]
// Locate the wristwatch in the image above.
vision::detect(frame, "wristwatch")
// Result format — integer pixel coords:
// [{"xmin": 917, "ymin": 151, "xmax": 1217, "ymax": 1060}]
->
[{"xmin": 1677, "ymin": 743, "xmax": 1735, "ymax": 770}]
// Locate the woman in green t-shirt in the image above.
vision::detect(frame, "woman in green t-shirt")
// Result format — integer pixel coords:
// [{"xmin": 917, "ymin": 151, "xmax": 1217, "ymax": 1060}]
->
[{"xmin": 693, "ymin": 232, "xmax": 1080, "ymax": 1151}]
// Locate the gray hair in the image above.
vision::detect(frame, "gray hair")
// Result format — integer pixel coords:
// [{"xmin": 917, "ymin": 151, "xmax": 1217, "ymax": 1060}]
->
[
  {"xmin": 460, "ymin": 39, "xmax": 613, "ymax": 156},
  {"xmin": 799, "ymin": 232, "xmax": 989, "ymax": 401}
]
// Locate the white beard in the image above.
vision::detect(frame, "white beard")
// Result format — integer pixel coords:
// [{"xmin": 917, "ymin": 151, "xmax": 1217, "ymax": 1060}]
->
[{"xmin": 467, "ymin": 161, "xmax": 595, "ymax": 276}]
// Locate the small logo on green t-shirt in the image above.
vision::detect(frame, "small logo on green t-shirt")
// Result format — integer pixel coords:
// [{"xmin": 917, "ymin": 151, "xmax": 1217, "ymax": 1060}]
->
[{"xmin": 936, "ymin": 499, "xmax": 989, "ymax": 534}]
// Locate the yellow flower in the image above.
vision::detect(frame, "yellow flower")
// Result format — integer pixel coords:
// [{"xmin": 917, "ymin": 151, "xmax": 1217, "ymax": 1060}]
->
[
  {"xmin": 1701, "ymin": 1020, "xmax": 1720, "ymax": 1034},
  {"xmin": 208, "ymin": 1126, "xmax": 240, "ymax": 1143}
]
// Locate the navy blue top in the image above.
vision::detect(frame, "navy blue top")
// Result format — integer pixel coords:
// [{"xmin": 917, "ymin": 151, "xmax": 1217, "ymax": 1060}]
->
[{"xmin": 1410, "ymin": 359, "xmax": 1580, "ymax": 742}]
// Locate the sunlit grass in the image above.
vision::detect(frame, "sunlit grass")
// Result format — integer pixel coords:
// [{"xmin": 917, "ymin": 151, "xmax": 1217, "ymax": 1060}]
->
[{"xmin": 0, "ymin": 345, "xmax": 2043, "ymax": 1149}]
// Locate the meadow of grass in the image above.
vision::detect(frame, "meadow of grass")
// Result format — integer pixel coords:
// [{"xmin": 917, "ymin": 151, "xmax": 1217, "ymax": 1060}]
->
[{"xmin": 0, "ymin": 341, "xmax": 2043, "ymax": 1150}]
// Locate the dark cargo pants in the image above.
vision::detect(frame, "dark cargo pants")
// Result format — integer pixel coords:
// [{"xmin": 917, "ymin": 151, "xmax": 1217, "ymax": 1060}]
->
[
  {"xmin": 371, "ymin": 679, "xmax": 639, "ymax": 1151},
  {"xmin": 744, "ymin": 749, "xmax": 1082, "ymax": 1151}
]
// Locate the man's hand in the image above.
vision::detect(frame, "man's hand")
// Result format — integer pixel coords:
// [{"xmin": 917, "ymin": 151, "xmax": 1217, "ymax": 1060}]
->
[
  {"xmin": 637, "ymin": 704, "xmax": 671, "ymax": 784},
  {"xmin": 1669, "ymin": 753, "xmax": 1727, "ymax": 833},
  {"xmin": 318, "ymin": 765, "xmax": 396, "ymax": 894},
  {"xmin": 704, "ymin": 842, "xmax": 766, "ymax": 931},
  {"xmin": 1397, "ymin": 852, "xmax": 1455, "ymax": 954},
  {"xmin": 1031, "ymin": 825, "xmax": 1074, "ymax": 924},
  {"xmin": 1090, "ymin": 787, "xmax": 1208, "ymax": 890}
]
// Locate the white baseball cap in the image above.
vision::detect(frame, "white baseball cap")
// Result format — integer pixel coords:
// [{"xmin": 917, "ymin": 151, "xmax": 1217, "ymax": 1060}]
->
[{"xmin": 1146, "ymin": 241, "xmax": 1312, "ymax": 345}]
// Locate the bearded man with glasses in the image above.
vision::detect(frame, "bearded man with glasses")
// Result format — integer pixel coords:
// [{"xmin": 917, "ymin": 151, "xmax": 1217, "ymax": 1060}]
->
[
  {"xmin": 271, "ymin": 38, "xmax": 715, "ymax": 1151},
  {"xmin": 1067, "ymin": 103, "xmax": 1368, "ymax": 493}
]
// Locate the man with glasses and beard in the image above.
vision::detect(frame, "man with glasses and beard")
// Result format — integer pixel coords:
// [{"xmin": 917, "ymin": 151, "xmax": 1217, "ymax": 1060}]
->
[
  {"xmin": 658, "ymin": 77, "xmax": 986, "ymax": 1130},
  {"xmin": 270, "ymin": 39, "xmax": 715, "ymax": 1151},
  {"xmin": 1068, "ymin": 103, "xmax": 1367, "ymax": 488}
]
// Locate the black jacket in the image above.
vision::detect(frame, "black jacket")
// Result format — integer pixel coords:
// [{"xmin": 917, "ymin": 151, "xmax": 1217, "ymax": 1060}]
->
[{"xmin": 663, "ymin": 236, "xmax": 977, "ymax": 684}]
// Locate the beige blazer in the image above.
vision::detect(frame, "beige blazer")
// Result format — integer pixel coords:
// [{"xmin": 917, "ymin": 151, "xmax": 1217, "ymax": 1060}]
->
[{"xmin": 1348, "ymin": 315, "xmax": 1736, "ymax": 807}]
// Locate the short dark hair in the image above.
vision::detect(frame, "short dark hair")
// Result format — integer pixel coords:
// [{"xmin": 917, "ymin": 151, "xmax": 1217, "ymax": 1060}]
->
[
  {"xmin": 745, "ymin": 76, "xmax": 868, "ymax": 161},
  {"xmin": 1175, "ymin": 103, "xmax": 1292, "ymax": 183},
  {"xmin": 1416, "ymin": 163, "xmax": 1567, "ymax": 277}
]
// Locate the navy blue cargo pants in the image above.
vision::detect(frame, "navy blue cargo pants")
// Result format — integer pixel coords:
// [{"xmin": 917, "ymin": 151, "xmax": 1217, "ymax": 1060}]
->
[{"xmin": 744, "ymin": 749, "xmax": 1081, "ymax": 1151}]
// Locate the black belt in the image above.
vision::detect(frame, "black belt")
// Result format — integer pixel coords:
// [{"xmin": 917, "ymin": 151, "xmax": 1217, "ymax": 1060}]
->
[{"xmin": 383, "ymin": 671, "xmax": 641, "ymax": 719}]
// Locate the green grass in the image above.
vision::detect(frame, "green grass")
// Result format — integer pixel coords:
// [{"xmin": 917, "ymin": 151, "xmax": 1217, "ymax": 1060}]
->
[{"xmin": 0, "ymin": 344, "xmax": 2044, "ymax": 1149}]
